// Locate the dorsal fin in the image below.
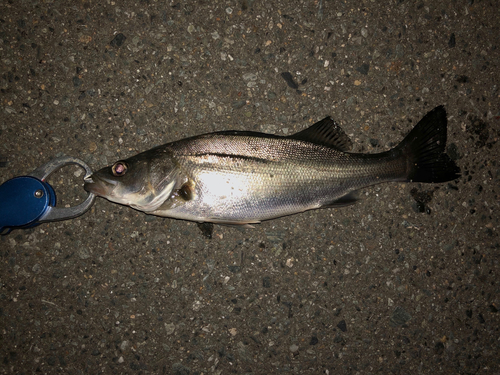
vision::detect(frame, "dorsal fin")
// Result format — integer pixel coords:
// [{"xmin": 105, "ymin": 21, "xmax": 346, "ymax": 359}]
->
[{"xmin": 288, "ymin": 117, "xmax": 353, "ymax": 151}]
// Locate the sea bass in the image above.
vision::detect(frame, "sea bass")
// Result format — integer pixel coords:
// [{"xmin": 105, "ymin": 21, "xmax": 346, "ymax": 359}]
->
[{"xmin": 84, "ymin": 106, "xmax": 460, "ymax": 226}]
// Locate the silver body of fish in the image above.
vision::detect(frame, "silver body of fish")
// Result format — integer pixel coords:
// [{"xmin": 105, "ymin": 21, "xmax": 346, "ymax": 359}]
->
[{"xmin": 84, "ymin": 106, "xmax": 460, "ymax": 225}]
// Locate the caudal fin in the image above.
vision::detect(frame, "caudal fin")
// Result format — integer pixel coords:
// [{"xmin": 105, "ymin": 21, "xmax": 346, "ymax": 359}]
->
[{"xmin": 396, "ymin": 106, "xmax": 460, "ymax": 183}]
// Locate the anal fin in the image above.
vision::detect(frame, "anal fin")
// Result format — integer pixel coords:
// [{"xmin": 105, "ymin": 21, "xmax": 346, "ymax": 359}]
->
[{"xmin": 321, "ymin": 191, "xmax": 359, "ymax": 208}]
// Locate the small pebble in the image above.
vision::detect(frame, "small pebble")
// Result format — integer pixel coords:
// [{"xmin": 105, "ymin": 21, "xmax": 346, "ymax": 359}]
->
[
  {"xmin": 390, "ymin": 306, "xmax": 412, "ymax": 326},
  {"xmin": 78, "ymin": 247, "xmax": 90, "ymax": 260},
  {"xmin": 281, "ymin": 72, "xmax": 299, "ymax": 89},
  {"xmin": 337, "ymin": 320, "xmax": 347, "ymax": 332},
  {"xmin": 356, "ymin": 63, "xmax": 370, "ymax": 75},
  {"xmin": 242, "ymin": 73, "xmax": 257, "ymax": 81},
  {"xmin": 165, "ymin": 323, "xmax": 175, "ymax": 335},
  {"xmin": 109, "ymin": 33, "xmax": 126, "ymax": 47},
  {"xmin": 448, "ymin": 33, "xmax": 456, "ymax": 48}
]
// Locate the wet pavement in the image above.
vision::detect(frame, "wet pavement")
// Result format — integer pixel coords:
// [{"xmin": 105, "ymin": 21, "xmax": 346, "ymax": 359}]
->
[{"xmin": 1, "ymin": 0, "xmax": 499, "ymax": 373}]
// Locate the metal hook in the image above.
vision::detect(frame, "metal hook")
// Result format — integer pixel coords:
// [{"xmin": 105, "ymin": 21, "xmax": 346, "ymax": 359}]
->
[{"xmin": 28, "ymin": 155, "xmax": 96, "ymax": 223}]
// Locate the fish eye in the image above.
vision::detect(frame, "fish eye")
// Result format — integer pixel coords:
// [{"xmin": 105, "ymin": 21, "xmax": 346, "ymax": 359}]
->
[{"xmin": 111, "ymin": 161, "xmax": 128, "ymax": 176}]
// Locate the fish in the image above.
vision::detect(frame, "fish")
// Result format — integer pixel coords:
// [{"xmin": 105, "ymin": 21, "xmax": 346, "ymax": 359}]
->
[{"xmin": 84, "ymin": 106, "xmax": 460, "ymax": 226}]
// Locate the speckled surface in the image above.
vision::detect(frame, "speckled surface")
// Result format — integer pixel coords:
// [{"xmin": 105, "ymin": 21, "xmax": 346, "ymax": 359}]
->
[{"xmin": 1, "ymin": 0, "xmax": 499, "ymax": 374}]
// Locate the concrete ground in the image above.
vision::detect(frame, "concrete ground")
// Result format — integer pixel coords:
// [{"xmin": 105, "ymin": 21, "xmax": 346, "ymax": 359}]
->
[{"xmin": 1, "ymin": 0, "xmax": 499, "ymax": 373}]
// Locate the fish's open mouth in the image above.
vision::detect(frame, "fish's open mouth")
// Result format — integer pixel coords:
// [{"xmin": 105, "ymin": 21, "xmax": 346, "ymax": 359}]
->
[{"xmin": 84, "ymin": 177, "xmax": 116, "ymax": 197}]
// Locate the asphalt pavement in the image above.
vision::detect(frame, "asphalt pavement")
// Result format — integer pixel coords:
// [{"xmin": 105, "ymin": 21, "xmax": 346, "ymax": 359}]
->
[{"xmin": 1, "ymin": 0, "xmax": 499, "ymax": 373}]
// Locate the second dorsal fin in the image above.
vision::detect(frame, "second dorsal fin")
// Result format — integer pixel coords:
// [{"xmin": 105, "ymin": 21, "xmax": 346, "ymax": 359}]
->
[{"xmin": 288, "ymin": 117, "xmax": 353, "ymax": 151}]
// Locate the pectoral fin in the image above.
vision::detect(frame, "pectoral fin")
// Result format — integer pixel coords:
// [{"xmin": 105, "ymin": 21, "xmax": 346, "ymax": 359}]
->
[
  {"xmin": 204, "ymin": 219, "xmax": 260, "ymax": 229},
  {"xmin": 154, "ymin": 180, "xmax": 195, "ymax": 212}
]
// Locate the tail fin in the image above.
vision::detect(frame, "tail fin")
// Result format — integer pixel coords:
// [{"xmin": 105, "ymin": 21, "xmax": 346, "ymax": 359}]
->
[{"xmin": 396, "ymin": 106, "xmax": 460, "ymax": 183}]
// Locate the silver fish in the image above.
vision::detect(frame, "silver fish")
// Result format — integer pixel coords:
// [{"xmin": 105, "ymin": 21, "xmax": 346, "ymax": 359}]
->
[{"xmin": 84, "ymin": 106, "xmax": 460, "ymax": 226}]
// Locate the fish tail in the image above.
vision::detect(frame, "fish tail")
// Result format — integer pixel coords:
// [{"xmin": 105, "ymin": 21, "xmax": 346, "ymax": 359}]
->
[{"xmin": 396, "ymin": 106, "xmax": 460, "ymax": 183}]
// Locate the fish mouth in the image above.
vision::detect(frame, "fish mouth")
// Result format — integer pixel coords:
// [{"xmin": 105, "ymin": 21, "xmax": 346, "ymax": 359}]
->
[{"xmin": 84, "ymin": 176, "xmax": 116, "ymax": 197}]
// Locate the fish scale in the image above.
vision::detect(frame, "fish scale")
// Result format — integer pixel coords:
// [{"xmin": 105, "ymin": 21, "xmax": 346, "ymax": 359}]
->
[
  {"xmin": 84, "ymin": 106, "xmax": 460, "ymax": 226},
  {"xmin": 165, "ymin": 137, "xmax": 403, "ymax": 223}
]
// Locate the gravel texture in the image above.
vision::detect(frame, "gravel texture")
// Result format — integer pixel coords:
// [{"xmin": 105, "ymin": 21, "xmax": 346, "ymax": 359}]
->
[{"xmin": 1, "ymin": 0, "xmax": 499, "ymax": 373}]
